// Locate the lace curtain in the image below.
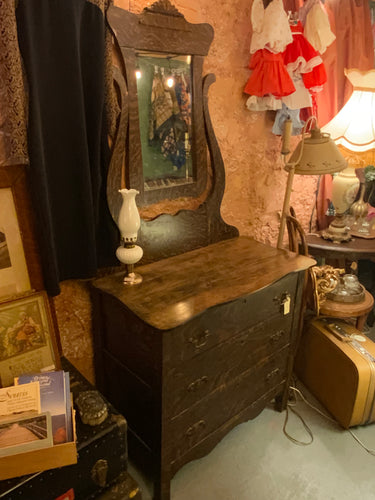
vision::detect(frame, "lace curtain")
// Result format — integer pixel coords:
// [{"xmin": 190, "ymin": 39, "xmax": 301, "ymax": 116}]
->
[{"xmin": 0, "ymin": 0, "xmax": 28, "ymax": 166}]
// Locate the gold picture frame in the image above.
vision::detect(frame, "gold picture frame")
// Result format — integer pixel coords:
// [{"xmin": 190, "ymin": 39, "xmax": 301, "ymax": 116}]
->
[
  {"xmin": 0, "ymin": 166, "xmax": 43, "ymax": 300},
  {"xmin": 0, "ymin": 187, "xmax": 30, "ymax": 297},
  {"xmin": 0, "ymin": 291, "xmax": 60, "ymax": 387}
]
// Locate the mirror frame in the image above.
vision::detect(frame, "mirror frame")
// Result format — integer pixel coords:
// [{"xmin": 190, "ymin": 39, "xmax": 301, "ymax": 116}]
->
[
  {"xmin": 107, "ymin": 1, "xmax": 213, "ymax": 207},
  {"xmin": 107, "ymin": 1, "xmax": 238, "ymax": 263}
]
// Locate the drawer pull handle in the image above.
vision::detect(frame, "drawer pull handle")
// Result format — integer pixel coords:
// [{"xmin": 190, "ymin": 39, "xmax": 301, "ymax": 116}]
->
[
  {"xmin": 274, "ymin": 292, "xmax": 292, "ymax": 315},
  {"xmin": 187, "ymin": 376, "xmax": 208, "ymax": 392},
  {"xmin": 188, "ymin": 375, "xmax": 208, "ymax": 392},
  {"xmin": 266, "ymin": 368, "xmax": 280, "ymax": 381},
  {"xmin": 188, "ymin": 330, "xmax": 210, "ymax": 349},
  {"xmin": 186, "ymin": 420, "xmax": 206, "ymax": 437},
  {"xmin": 270, "ymin": 330, "xmax": 285, "ymax": 343}
]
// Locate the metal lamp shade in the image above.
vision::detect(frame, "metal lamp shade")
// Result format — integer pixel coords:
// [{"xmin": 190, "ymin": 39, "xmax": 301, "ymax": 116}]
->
[{"xmin": 287, "ymin": 128, "xmax": 347, "ymax": 175}]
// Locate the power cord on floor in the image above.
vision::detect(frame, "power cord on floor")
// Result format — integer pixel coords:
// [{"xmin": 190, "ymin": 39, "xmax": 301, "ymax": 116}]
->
[{"xmin": 283, "ymin": 385, "xmax": 375, "ymax": 456}]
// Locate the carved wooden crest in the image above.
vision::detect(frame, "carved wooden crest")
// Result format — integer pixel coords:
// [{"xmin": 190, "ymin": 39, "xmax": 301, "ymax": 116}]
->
[{"xmin": 144, "ymin": 0, "xmax": 184, "ymax": 17}]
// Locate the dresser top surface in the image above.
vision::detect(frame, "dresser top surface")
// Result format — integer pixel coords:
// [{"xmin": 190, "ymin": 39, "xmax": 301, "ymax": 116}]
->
[{"xmin": 93, "ymin": 236, "xmax": 315, "ymax": 330}]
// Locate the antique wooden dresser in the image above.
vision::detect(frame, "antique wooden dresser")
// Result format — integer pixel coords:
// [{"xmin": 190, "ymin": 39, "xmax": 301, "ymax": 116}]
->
[
  {"xmin": 91, "ymin": 236, "xmax": 314, "ymax": 500},
  {"xmin": 94, "ymin": 4, "xmax": 316, "ymax": 498}
]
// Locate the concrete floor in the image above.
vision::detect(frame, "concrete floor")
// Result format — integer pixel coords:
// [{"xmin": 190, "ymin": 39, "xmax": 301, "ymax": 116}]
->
[{"xmin": 129, "ymin": 326, "xmax": 375, "ymax": 500}]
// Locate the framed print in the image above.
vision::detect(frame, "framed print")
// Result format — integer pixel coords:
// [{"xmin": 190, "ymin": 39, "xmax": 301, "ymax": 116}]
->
[
  {"xmin": 0, "ymin": 187, "xmax": 30, "ymax": 297},
  {"xmin": 0, "ymin": 166, "xmax": 43, "ymax": 300},
  {"xmin": 0, "ymin": 291, "xmax": 60, "ymax": 387}
]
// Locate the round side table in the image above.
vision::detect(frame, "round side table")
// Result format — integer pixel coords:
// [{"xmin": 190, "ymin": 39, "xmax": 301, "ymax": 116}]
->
[
  {"xmin": 319, "ymin": 290, "xmax": 374, "ymax": 331},
  {"xmin": 306, "ymin": 233, "xmax": 375, "ymax": 272}
]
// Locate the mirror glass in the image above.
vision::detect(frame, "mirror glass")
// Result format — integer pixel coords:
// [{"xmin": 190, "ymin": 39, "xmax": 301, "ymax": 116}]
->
[{"xmin": 135, "ymin": 52, "xmax": 193, "ymax": 193}]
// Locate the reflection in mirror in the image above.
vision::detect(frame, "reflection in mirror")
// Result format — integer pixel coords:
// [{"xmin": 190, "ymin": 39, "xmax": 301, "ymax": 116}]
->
[{"xmin": 136, "ymin": 52, "xmax": 193, "ymax": 192}]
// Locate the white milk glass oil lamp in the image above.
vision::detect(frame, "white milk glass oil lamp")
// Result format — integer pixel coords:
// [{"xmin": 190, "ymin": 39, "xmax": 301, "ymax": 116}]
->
[{"xmin": 115, "ymin": 188, "xmax": 143, "ymax": 285}]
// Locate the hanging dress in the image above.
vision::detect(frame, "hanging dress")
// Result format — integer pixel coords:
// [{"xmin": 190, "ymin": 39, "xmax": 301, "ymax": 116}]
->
[
  {"xmin": 244, "ymin": 49, "xmax": 295, "ymax": 98},
  {"xmin": 148, "ymin": 72, "xmax": 173, "ymax": 141},
  {"xmin": 174, "ymin": 73, "xmax": 191, "ymax": 127},
  {"xmin": 250, "ymin": 0, "xmax": 293, "ymax": 54},
  {"xmin": 281, "ymin": 21, "xmax": 326, "ymax": 108},
  {"xmin": 299, "ymin": 0, "xmax": 321, "ymax": 26},
  {"xmin": 272, "ymin": 103, "xmax": 305, "ymax": 136},
  {"xmin": 283, "ymin": 21, "xmax": 323, "ymax": 74},
  {"xmin": 303, "ymin": 2, "xmax": 336, "ymax": 54}
]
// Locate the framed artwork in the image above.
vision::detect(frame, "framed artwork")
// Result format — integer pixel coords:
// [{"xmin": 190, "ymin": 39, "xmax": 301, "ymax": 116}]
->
[
  {"xmin": 0, "ymin": 166, "xmax": 43, "ymax": 300},
  {"xmin": 0, "ymin": 291, "xmax": 60, "ymax": 387}
]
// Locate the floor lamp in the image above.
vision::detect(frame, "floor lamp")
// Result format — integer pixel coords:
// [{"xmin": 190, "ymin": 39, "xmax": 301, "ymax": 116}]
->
[{"xmin": 277, "ymin": 115, "xmax": 347, "ymax": 249}]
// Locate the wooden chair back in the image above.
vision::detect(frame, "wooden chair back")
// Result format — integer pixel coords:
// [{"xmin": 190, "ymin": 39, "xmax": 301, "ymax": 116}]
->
[{"xmin": 286, "ymin": 212, "xmax": 309, "ymax": 256}]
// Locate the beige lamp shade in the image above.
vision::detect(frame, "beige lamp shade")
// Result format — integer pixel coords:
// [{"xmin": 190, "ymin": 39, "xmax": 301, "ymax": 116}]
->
[
  {"xmin": 277, "ymin": 116, "xmax": 347, "ymax": 249},
  {"xmin": 287, "ymin": 127, "xmax": 347, "ymax": 175},
  {"xmin": 322, "ymin": 69, "xmax": 375, "ymax": 153}
]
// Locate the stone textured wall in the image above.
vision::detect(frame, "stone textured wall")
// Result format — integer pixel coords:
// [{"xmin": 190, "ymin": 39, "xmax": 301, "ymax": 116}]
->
[{"xmin": 56, "ymin": 0, "xmax": 317, "ymax": 382}]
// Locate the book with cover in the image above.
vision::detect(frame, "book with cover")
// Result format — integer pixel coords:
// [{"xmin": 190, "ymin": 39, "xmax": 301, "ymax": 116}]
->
[
  {"xmin": 0, "ymin": 381, "xmax": 41, "ymax": 416},
  {"xmin": 64, "ymin": 371, "xmax": 72, "ymax": 442},
  {"xmin": 16, "ymin": 371, "xmax": 70, "ymax": 445}
]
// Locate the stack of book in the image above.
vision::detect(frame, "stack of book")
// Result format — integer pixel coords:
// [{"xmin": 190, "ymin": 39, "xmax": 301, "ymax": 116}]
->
[{"xmin": 0, "ymin": 370, "xmax": 74, "ymax": 459}]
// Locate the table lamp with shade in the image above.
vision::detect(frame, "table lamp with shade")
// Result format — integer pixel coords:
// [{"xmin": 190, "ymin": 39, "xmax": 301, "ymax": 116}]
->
[
  {"xmin": 321, "ymin": 68, "xmax": 375, "ymax": 241},
  {"xmin": 277, "ymin": 115, "xmax": 347, "ymax": 249}
]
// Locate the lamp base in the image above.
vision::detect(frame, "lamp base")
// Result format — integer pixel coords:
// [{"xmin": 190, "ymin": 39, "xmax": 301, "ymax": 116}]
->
[
  {"xmin": 321, "ymin": 215, "xmax": 352, "ymax": 243},
  {"xmin": 116, "ymin": 245, "xmax": 143, "ymax": 286},
  {"xmin": 123, "ymin": 271, "xmax": 143, "ymax": 285}
]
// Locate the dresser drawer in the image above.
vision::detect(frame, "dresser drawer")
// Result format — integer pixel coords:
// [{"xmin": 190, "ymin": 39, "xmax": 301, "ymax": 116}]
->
[
  {"xmin": 164, "ymin": 314, "xmax": 292, "ymax": 417},
  {"xmin": 166, "ymin": 272, "xmax": 298, "ymax": 363},
  {"xmin": 165, "ymin": 346, "xmax": 289, "ymax": 461}
]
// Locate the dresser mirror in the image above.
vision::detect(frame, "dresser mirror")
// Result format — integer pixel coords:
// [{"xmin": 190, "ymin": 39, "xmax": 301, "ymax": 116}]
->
[
  {"xmin": 107, "ymin": 1, "xmax": 238, "ymax": 263},
  {"xmin": 107, "ymin": 1, "xmax": 211, "ymax": 212},
  {"xmin": 135, "ymin": 51, "xmax": 193, "ymax": 193}
]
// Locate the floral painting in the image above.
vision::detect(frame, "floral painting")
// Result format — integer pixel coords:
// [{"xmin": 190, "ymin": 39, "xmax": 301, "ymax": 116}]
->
[{"xmin": 0, "ymin": 293, "xmax": 57, "ymax": 387}]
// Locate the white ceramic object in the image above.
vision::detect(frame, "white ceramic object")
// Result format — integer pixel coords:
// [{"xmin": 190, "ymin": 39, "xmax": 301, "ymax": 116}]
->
[
  {"xmin": 331, "ymin": 166, "xmax": 360, "ymax": 215},
  {"xmin": 116, "ymin": 188, "xmax": 143, "ymax": 284},
  {"xmin": 117, "ymin": 188, "xmax": 141, "ymax": 243}
]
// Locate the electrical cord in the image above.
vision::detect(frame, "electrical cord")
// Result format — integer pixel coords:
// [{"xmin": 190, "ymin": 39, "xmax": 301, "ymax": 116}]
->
[{"xmin": 283, "ymin": 384, "xmax": 375, "ymax": 456}]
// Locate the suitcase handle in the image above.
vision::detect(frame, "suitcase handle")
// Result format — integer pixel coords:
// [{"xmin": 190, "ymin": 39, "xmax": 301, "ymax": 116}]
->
[{"xmin": 326, "ymin": 323, "xmax": 352, "ymax": 342}]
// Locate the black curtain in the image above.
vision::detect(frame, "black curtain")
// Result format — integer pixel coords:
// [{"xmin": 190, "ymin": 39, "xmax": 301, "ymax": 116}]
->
[{"xmin": 16, "ymin": 0, "xmax": 118, "ymax": 296}]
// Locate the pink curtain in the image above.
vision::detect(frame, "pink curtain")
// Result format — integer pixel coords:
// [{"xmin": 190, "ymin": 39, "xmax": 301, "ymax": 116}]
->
[
  {"xmin": 282, "ymin": 0, "xmax": 301, "ymax": 12},
  {"xmin": 316, "ymin": 0, "xmax": 374, "ymax": 127},
  {"xmin": 315, "ymin": 0, "xmax": 373, "ymax": 229}
]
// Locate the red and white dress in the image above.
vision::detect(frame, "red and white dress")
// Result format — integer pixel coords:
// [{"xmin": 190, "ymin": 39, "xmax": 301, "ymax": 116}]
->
[
  {"xmin": 283, "ymin": 21, "xmax": 322, "ymax": 74},
  {"xmin": 244, "ymin": 49, "xmax": 295, "ymax": 98},
  {"xmin": 281, "ymin": 21, "xmax": 327, "ymax": 109}
]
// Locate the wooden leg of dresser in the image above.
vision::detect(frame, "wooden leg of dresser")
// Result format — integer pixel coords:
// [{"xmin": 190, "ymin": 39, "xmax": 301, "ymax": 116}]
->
[
  {"xmin": 274, "ymin": 387, "xmax": 288, "ymax": 412},
  {"xmin": 153, "ymin": 475, "xmax": 171, "ymax": 500}
]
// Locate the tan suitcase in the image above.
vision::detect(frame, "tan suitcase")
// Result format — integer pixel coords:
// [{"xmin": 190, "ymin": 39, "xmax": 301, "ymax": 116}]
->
[{"xmin": 295, "ymin": 318, "xmax": 375, "ymax": 428}]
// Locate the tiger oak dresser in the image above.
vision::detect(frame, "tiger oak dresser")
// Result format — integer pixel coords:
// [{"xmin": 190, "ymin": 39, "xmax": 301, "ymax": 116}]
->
[{"xmin": 91, "ymin": 236, "xmax": 314, "ymax": 500}]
